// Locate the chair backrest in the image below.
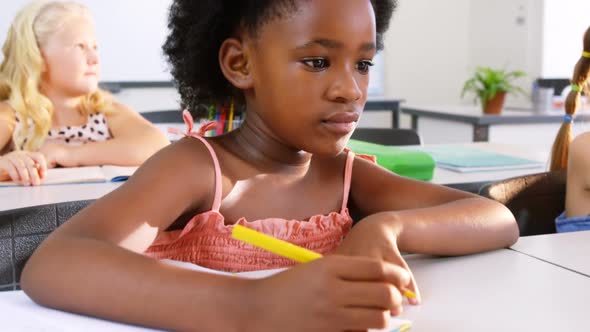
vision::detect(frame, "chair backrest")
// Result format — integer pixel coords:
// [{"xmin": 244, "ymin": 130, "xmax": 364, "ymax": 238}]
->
[
  {"xmin": 479, "ymin": 170, "xmax": 566, "ymax": 236},
  {"xmin": 0, "ymin": 200, "xmax": 93, "ymax": 291},
  {"xmin": 140, "ymin": 110, "xmax": 183, "ymax": 123},
  {"xmin": 351, "ymin": 128, "xmax": 421, "ymax": 146}
]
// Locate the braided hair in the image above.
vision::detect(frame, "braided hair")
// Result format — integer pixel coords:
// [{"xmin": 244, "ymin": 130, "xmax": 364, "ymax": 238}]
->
[{"xmin": 550, "ymin": 26, "xmax": 590, "ymax": 171}]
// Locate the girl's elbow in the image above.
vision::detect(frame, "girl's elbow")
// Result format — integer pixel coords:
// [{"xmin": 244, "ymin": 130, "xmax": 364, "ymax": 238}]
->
[
  {"xmin": 497, "ymin": 204, "xmax": 519, "ymax": 247},
  {"xmin": 20, "ymin": 247, "xmax": 50, "ymax": 304}
]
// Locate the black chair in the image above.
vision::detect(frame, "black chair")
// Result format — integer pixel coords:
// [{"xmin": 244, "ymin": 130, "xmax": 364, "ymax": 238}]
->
[
  {"xmin": 140, "ymin": 109, "xmax": 184, "ymax": 123},
  {"xmin": 479, "ymin": 170, "xmax": 566, "ymax": 236},
  {"xmin": 0, "ymin": 200, "xmax": 94, "ymax": 291},
  {"xmin": 351, "ymin": 128, "xmax": 421, "ymax": 146}
]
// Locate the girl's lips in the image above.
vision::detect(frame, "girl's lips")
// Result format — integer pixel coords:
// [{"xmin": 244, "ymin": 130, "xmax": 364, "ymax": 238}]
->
[
  {"xmin": 321, "ymin": 120, "xmax": 357, "ymax": 135},
  {"xmin": 323, "ymin": 112, "xmax": 360, "ymax": 123}
]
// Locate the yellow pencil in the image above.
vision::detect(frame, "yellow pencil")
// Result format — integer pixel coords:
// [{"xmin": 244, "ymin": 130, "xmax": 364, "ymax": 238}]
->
[
  {"xmin": 227, "ymin": 99, "xmax": 235, "ymax": 132},
  {"xmin": 231, "ymin": 224, "xmax": 416, "ymax": 299}
]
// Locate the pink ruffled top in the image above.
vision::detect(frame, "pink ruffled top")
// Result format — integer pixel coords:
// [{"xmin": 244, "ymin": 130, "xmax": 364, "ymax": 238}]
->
[{"xmin": 144, "ymin": 111, "xmax": 356, "ymax": 272}]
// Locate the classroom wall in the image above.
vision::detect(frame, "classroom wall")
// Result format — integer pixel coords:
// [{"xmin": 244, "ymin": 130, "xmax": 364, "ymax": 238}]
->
[
  {"xmin": 542, "ymin": 0, "xmax": 590, "ymax": 78},
  {"xmin": 382, "ymin": 0, "xmax": 543, "ymax": 108},
  {"xmin": 0, "ymin": 0, "xmax": 171, "ymax": 81}
]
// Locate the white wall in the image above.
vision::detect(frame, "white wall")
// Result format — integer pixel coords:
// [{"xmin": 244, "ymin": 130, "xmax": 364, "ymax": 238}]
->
[
  {"xmin": 382, "ymin": 0, "xmax": 472, "ymax": 105},
  {"xmin": 542, "ymin": 0, "xmax": 590, "ymax": 78},
  {"xmin": 382, "ymin": 0, "xmax": 543, "ymax": 108},
  {"xmin": 467, "ymin": 0, "xmax": 543, "ymax": 107},
  {"xmin": 0, "ymin": 0, "xmax": 172, "ymax": 82}
]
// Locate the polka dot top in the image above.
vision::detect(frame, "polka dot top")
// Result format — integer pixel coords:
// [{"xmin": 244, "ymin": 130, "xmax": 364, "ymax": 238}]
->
[{"xmin": 14, "ymin": 112, "xmax": 112, "ymax": 149}]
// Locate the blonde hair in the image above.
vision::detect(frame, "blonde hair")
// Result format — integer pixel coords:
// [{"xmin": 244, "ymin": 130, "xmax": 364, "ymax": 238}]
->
[
  {"xmin": 0, "ymin": 1, "xmax": 112, "ymax": 151},
  {"xmin": 549, "ymin": 26, "xmax": 590, "ymax": 171}
]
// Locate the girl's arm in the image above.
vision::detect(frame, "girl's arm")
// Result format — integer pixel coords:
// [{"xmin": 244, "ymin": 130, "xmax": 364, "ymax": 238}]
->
[
  {"xmin": 0, "ymin": 101, "xmax": 16, "ymax": 154},
  {"xmin": 349, "ymin": 155, "xmax": 519, "ymax": 255},
  {"xmin": 20, "ymin": 140, "xmax": 251, "ymax": 331},
  {"xmin": 22, "ymin": 140, "xmax": 414, "ymax": 331},
  {"xmin": 43, "ymin": 102, "xmax": 170, "ymax": 167},
  {"xmin": 0, "ymin": 102, "xmax": 17, "ymax": 181},
  {"xmin": 566, "ymin": 132, "xmax": 590, "ymax": 217}
]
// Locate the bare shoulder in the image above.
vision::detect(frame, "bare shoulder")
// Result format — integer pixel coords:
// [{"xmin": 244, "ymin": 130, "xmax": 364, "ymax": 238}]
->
[
  {"xmin": 132, "ymin": 137, "xmax": 218, "ymax": 205},
  {"xmin": 571, "ymin": 132, "xmax": 590, "ymax": 150},
  {"xmin": 569, "ymin": 132, "xmax": 590, "ymax": 172},
  {"xmin": 105, "ymin": 100, "xmax": 139, "ymax": 118}
]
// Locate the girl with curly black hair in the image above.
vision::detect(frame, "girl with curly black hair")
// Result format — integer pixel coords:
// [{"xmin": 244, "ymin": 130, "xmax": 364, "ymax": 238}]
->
[{"xmin": 22, "ymin": 1, "xmax": 518, "ymax": 330}]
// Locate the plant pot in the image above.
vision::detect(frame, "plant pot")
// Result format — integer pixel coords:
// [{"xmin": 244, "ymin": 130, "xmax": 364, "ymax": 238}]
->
[{"xmin": 483, "ymin": 91, "xmax": 506, "ymax": 115}]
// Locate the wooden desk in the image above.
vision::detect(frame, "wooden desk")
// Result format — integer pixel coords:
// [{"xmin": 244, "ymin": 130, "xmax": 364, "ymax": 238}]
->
[
  {"xmin": 511, "ymin": 230, "xmax": 590, "ymax": 276},
  {"xmin": 401, "ymin": 105, "xmax": 590, "ymax": 145}
]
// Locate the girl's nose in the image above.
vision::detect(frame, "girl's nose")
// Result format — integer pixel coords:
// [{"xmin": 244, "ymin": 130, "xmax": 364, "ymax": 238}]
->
[
  {"xmin": 88, "ymin": 49, "xmax": 99, "ymax": 65},
  {"xmin": 326, "ymin": 70, "xmax": 363, "ymax": 103}
]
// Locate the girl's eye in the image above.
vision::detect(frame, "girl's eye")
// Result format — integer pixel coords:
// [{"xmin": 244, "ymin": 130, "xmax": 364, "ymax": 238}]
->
[
  {"xmin": 356, "ymin": 60, "xmax": 374, "ymax": 74},
  {"xmin": 77, "ymin": 43, "xmax": 86, "ymax": 50},
  {"xmin": 302, "ymin": 58, "xmax": 329, "ymax": 70}
]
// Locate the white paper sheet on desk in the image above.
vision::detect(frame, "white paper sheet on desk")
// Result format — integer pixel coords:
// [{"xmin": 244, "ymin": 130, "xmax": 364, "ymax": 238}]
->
[
  {"xmin": 162, "ymin": 259, "xmax": 412, "ymax": 332},
  {"xmin": 0, "ymin": 291, "xmax": 159, "ymax": 332}
]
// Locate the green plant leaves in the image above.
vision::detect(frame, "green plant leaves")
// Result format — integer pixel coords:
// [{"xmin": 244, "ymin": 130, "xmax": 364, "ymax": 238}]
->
[{"xmin": 461, "ymin": 67, "xmax": 527, "ymax": 105}]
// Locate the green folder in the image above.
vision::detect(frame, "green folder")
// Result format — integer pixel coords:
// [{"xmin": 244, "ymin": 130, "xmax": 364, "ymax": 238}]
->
[{"xmin": 346, "ymin": 139, "xmax": 435, "ymax": 181}]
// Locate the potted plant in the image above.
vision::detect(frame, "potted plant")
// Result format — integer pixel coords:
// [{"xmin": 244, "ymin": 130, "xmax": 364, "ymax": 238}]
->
[{"xmin": 461, "ymin": 67, "xmax": 527, "ymax": 114}]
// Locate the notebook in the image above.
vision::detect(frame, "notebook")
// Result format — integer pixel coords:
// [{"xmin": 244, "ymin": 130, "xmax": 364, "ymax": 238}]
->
[
  {"xmin": 415, "ymin": 145, "xmax": 544, "ymax": 173},
  {"xmin": 0, "ymin": 165, "xmax": 137, "ymax": 187},
  {"xmin": 162, "ymin": 259, "xmax": 412, "ymax": 332}
]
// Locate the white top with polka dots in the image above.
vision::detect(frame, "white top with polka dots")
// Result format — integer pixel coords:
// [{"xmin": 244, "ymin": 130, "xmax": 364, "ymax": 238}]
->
[{"xmin": 13, "ymin": 112, "xmax": 112, "ymax": 149}]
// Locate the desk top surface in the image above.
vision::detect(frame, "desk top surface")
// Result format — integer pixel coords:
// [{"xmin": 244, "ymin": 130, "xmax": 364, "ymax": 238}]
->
[
  {"xmin": 511, "ymin": 230, "xmax": 590, "ymax": 276},
  {"xmin": 403, "ymin": 248, "xmax": 590, "ymax": 331},
  {"xmin": 2, "ymin": 247, "xmax": 589, "ymax": 331},
  {"xmin": 0, "ymin": 143, "xmax": 549, "ymax": 212},
  {"xmin": 402, "ymin": 104, "xmax": 590, "ymax": 125}
]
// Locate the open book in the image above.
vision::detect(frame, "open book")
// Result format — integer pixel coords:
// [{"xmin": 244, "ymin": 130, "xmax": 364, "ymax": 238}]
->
[
  {"xmin": 0, "ymin": 165, "xmax": 137, "ymax": 187},
  {"xmin": 162, "ymin": 259, "xmax": 412, "ymax": 332},
  {"xmin": 416, "ymin": 145, "xmax": 544, "ymax": 173}
]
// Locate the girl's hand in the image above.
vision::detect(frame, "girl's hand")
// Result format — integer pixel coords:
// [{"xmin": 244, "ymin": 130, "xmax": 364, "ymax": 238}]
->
[
  {"xmin": 0, "ymin": 150, "xmax": 47, "ymax": 186},
  {"xmin": 39, "ymin": 142, "xmax": 74, "ymax": 168},
  {"xmin": 246, "ymin": 255, "xmax": 411, "ymax": 332},
  {"xmin": 332, "ymin": 212, "xmax": 421, "ymax": 304}
]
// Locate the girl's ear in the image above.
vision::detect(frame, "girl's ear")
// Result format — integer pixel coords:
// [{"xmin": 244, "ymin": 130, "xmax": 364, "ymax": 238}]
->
[{"xmin": 219, "ymin": 38, "xmax": 253, "ymax": 90}]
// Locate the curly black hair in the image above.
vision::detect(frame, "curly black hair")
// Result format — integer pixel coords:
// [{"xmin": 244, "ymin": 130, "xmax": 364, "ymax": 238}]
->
[{"xmin": 164, "ymin": 0, "xmax": 397, "ymax": 114}]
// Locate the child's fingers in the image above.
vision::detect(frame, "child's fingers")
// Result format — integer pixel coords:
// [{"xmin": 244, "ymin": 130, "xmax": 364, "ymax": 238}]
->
[
  {"xmin": 338, "ymin": 307, "xmax": 391, "ymax": 331},
  {"xmin": 8, "ymin": 157, "xmax": 30, "ymax": 185},
  {"xmin": 329, "ymin": 255, "xmax": 411, "ymax": 286},
  {"xmin": 338, "ymin": 280, "xmax": 403, "ymax": 315},
  {"xmin": 22, "ymin": 156, "xmax": 41, "ymax": 186},
  {"xmin": 405, "ymin": 270, "xmax": 421, "ymax": 305},
  {"xmin": 383, "ymin": 252, "xmax": 421, "ymax": 305},
  {"xmin": 29, "ymin": 152, "xmax": 47, "ymax": 179},
  {"xmin": 1, "ymin": 159, "xmax": 21, "ymax": 183}
]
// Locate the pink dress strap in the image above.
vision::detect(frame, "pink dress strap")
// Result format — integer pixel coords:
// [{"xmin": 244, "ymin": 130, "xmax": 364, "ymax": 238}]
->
[
  {"xmin": 340, "ymin": 150, "xmax": 356, "ymax": 214},
  {"xmin": 168, "ymin": 110, "xmax": 222, "ymax": 212}
]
